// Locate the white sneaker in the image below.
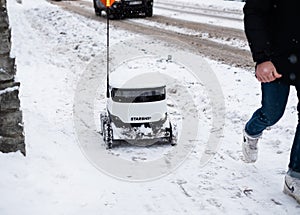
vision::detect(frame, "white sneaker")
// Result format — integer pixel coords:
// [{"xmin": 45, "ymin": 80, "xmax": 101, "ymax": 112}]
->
[
  {"xmin": 242, "ymin": 130, "xmax": 260, "ymax": 163},
  {"xmin": 284, "ymin": 172, "xmax": 300, "ymax": 204}
]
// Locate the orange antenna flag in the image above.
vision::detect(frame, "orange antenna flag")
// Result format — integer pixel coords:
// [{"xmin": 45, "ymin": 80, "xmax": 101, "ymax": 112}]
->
[{"xmin": 100, "ymin": 0, "xmax": 115, "ymax": 7}]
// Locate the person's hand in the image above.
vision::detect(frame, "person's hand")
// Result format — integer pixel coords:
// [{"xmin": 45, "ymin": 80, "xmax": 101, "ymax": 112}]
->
[{"xmin": 255, "ymin": 61, "xmax": 282, "ymax": 83}]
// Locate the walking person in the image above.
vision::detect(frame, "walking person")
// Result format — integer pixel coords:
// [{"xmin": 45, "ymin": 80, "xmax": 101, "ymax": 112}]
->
[{"xmin": 243, "ymin": 0, "xmax": 300, "ymax": 203}]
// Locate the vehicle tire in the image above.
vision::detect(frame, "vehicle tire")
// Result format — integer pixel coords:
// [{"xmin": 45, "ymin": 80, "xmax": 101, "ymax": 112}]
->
[
  {"xmin": 145, "ymin": 6, "xmax": 153, "ymax": 17},
  {"xmin": 102, "ymin": 121, "xmax": 107, "ymax": 141},
  {"xmin": 93, "ymin": 0, "xmax": 102, "ymax": 16},
  {"xmin": 100, "ymin": 113, "xmax": 107, "ymax": 135},
  {"xmin": 103, "ymin": 122, "xmax": 113, "ymax": 149},
  {"xmin": 107, "ymin": 125, "xmax": 113, "ymax": 149},
  {"xmin": 110, "ymin": 11, "xmax": 124, "ymax": 19},
  {"xmin": 168, "ymin": 122, "xmax": 177, "ymax": 146}
]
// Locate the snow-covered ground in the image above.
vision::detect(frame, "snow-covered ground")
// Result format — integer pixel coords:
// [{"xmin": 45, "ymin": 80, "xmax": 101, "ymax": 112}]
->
[
  {"xmin": 1, "ymin": 0, "xmax": 299, "ymax": 214},
  {"xmin": 154, "ymin": 0, "xmax": 244, "ymax": 29}
]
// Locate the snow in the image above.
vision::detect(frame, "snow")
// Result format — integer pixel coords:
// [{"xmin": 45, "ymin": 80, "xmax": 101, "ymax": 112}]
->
[
  {"xmin": 0, "ymin": 86, "xmax": 19, "ymax": 95},
  {"xmin": 1, "ymin": 0, "xmax": 299, "ymax": 214},
  {"xmin": 155, "ymin": 0, "xmax": 245, "ymax": 29}
]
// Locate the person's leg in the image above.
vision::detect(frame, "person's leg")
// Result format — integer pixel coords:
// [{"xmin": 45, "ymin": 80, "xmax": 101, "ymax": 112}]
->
[
  {"xmin": 243, "ymin": 81, "xmax": 290, "ymax": 163},
  {"xmin": 245, "ymin": 81, "xmax": 290, "ymax": 137},
  {"xmin": 284, "ymin": 84, "xmax": 300, "ymax": 203},
  {"xmin": 289, "ymin": 83, "xmax": 300, "ymax": 172}
]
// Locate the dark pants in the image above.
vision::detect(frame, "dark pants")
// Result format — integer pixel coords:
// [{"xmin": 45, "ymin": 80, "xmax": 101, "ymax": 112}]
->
[{"xmin": 245, "ymin": 81, "xmax": 300, "ymax": 172}]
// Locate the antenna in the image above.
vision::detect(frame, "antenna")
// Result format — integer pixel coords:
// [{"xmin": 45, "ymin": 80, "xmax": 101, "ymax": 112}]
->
[{"xmin": 106, "ymin": 6, "xmax": 110, "ymax": 98}]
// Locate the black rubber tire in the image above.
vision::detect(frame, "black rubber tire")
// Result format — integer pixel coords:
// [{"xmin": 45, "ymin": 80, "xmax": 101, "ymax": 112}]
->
[
  {"xmin": 168, "ymin": 122, "xmax": 177, "ymax": 146},
  {"xmin": 107, "ymin": 124, "xmax": 113, "ymax": 149},
  {"xmin": 103, "ymin": 122, "xmax": 113, "ymax": 149},
  {"xmin": 93, "ymin": 0, "xmax": 102, "ymax": 16},
  {"xmin": 110, "ymin": 11, "xmax": 124, "ymax": 19},
  {"xmin": 145, "ymin": 7, "xmax": 153, "ymax": 17}
]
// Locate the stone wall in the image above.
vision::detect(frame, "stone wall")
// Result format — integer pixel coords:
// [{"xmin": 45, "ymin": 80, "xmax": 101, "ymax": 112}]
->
[{"xmin": 0, "ymin": 0, "xmax": 25, "ymax": 155}]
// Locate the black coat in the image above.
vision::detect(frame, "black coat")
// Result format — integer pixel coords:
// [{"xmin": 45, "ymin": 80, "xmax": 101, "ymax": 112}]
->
[{"xmin": 244, "ymin": 0, "xmax": 300, "ymax": 85}]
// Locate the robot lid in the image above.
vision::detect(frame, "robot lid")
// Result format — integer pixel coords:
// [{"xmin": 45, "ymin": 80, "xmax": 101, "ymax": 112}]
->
[{"xmin": 109, "ymin": 71, "xmax": 167, "ymax": 89}]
